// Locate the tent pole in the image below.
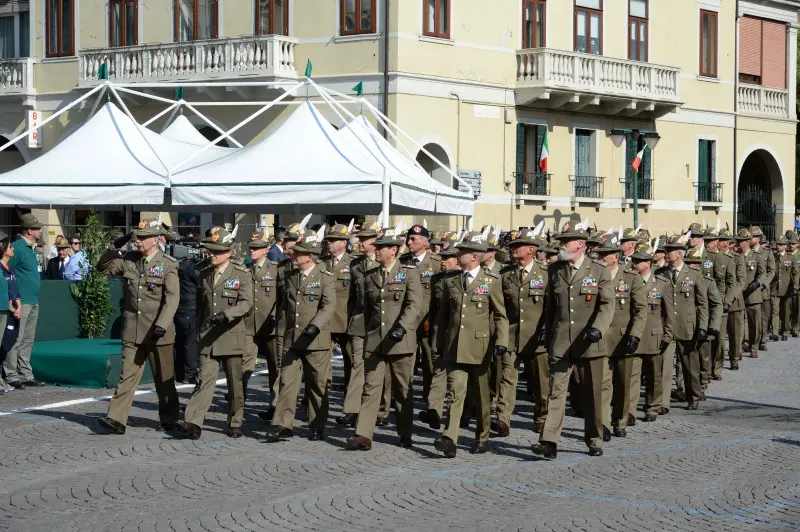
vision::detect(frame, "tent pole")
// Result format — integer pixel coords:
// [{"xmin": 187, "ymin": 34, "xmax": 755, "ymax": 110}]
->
[
  {"xmin": 88, "ymin": 86, "xmax": 107, "ymax": 118},
  {"xmin": 183, "ymin": 102, "xmax": 244, "ymax": 148},
  {"xmin": 144, "ymin": 101, "xmax": 181, "ymax": 128},
  {"xmin": 0, "ymin": 83, "xmax": 105, "ymax": 154},
  {"xmin": 382, "ymin": 170, "xmax": 390, "ymax": 225}
]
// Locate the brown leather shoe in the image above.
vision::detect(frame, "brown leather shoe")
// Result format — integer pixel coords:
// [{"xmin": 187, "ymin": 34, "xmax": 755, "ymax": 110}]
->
[
  {"xmin": 182, "ymin": 422, "xmax": 202, "ymax": 440},
  {"xmin": 98, "ymin": 416, "xmax": 126, "ymax": 435},
  {"xmin": 687, "ymin": 401, "xmax": 699, "ymax": 411},
  {"xmin": 588, "ymin": 446, "xmax": 603, "ymax": 457},
  {"xmin": 434, "ymin": 436, "xmax": 457, "ymax": 458},
  {"xmin": 336, "ymin": 413, "xmax": 358, "ymax": 427},
  {"xmin": 470, "ymin": 441, "xmax": 489, "ymax": 454},
  {"xmin": 531, "ymin": 441, "xmax": 557, "ymax": 460},
  {"xmin": 346, "ymin": 435, "xmax": 372, "ymax": 451},
  {"xmin": 228, "ymin": 426, "xmax": 243, "ymax": 438},
  {"xmin": 627, "ymin": 414, "xmax": 636, "ymax": 427},
  {"xmin": 490, "ymin": 419, "xmax": 510, "ymax": 437},
  {"xmin": 375, "ymin": 417, "xmax": 389, "ymax": 427},
  {"xmin": 644, "ymin": 413, "xmax": 657, "ymax": 422}
]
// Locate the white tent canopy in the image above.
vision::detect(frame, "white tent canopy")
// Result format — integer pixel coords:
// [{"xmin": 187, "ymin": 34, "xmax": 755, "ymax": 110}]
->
[{"xmin": 160, "ymin": 114, "xmax": 216, "ymax": 146}]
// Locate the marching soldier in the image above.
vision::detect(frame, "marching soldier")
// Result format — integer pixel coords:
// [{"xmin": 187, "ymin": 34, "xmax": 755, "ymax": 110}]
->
[
  {"xmin": 595, "ymin": 234, "xmax": 647, "ymax": 438},
  {"xmin": 658, "ymin": 234, "xmax": 709, "ymax": 410},
  {"xmin": 737, "ymin": 229, "xmax": 766, "ymax": 359},
  {"xmin": 788, "ymin": 232, "xmax": 800, "ymax": 337},
  {"xmin": 182, "ymin": 227, "xmax": 253, "ymax": 439},
  {"xmin": 346, "ymin": 224, "xmax": 423, "ymax": 450},
  {"xmin": 265, "ymin": 226, "xmax": 336, "ymax": 442},
  {"xmin": 684, "ymin": 248, "xmax": 723, "ymax": 394},
  {"xmin": 769, "ymin": 235, "xmax": 798, "ymax": 340},
  {"xmin": 703, "ymin": 227, "xmax": 737, "ymax": 381},
  {"xmin": 482, "ymin": 233, "xmax": 504, "ymax": 274},
  {"xmin": 433, "ymin": 230, "xmax": 508, "ymax": 457},
  {"xmin": 532, "ymin": 220, "xmax": 614, "ymax": 459},
  {"xmin": 629, "ymin": 240, "xmax": 673, "ymax": 422},
  {"xmin": 619, "ymin": 228, "xmax": 638, "ymax": 266},
  {"xmin": 97, "ymin": 219, "xmax": 181, "ymax": 435},
  {"xmin": 751, "ymin": 227, "xmax": 775, "ymax": 350},
  {"xmin": 719, "ymin": 229, "xmax": 746, "ymax": 372},
  {"xmin": 498, "ymin": 227, "xmax": 549, "ymax": 436}
]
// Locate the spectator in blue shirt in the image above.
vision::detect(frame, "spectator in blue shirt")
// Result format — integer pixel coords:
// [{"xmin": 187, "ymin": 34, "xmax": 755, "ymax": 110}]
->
[
  {"xmin": 0, "ymin": 231, "xmax": 21, "ymax": 394},
  {"xmin": 62, "ymin": 235, "xmax": 89, "ymax": 281}
]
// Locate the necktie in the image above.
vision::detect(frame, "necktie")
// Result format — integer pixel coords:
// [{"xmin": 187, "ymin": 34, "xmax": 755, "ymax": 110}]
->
[
  {"xmin": 382, "ymin": 269, "xmax": 389, "ymax": 285},
  {"xmin": 519, "ymin": 267, "xmax": 526, "ymax": 283},
  {"xmin": 214, "ymin": 269, "xmax": 221, "ymax": 286},
  {"xmin": 59, "ymin": 259, "xmax": 65, "ymax": 279},
  {"xmin": 671, "ymin": 269, "xmax": 678, "ymax": 285},
  {"xmin": 463, "ymin": 272, "xmax": 470, "ymax": 290},
  {"xmin": 413, "ymin": 258, "xmax": 420, "ymax": 267}
]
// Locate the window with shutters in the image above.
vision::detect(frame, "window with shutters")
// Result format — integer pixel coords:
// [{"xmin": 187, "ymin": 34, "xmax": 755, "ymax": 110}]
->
[
  {"xmin": 174, "ymin": 0, "xmax": 218, "ymax": 42},
  {"xmin": 628, "ymin": 0, "xmax": 647, "ymax": 61},
  {"xmin": 522, "ymin": 0, "xmax": 546, "ymax": 48},
  {"xmin": 45, "ymin": 0, "xmax": 74, "ymax": 57},
  {"xmin": 699, "ymin": 10, "xmax": 717, "ymax": 77},
  {"xmin": 739, "ymin": 16, "xmax": 786, "ymax": 88},
  {"xmin": 341, "ymin": 0, "xmax": 376, "ymax": 35},
  {"xmin": 110, "ymin": 0, "xmax": 137, "ymax": 47},
  {"xmin": 697, "ymin": 139, "xmax": 715, "ymax": 201},
  {"xmin": 0, "ymin": 10, "xmax": 29, "ymax": 59},
  {"xmin": 575, "ymin": 0, "xmax": 602, "ymax": 55},
  {"xmin": 572, "ymin": 129, "xmax": 602, "ymax": 198},
  {"xmin": 625, "ymin": 133, "xmax": 652, "ymax": 199},
  {"xmin": 514, "ymin": 124, "xmax": 549, "ymax": 195},
  {"xmin": 423, "ymin": 0, "xmax": 449, "ymax": 39},
  {"xmin": 256, "ymin": 0, "xmax": 289, "ymax": 36}
]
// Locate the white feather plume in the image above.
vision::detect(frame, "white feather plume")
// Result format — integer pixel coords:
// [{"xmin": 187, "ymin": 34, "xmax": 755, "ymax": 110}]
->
[
  {"xmin": 532, "ymin": 220, "xmax": 545, "ymax": 237},
  {"xmin": 347, "ymin": 218, "xmax": 355, "ymax": 233},
  {"xmin": 467, "ymin": 218, "xmax": 474, "ymax": 232},
  {"xmin": 653, "ymin": 237, "xmax": 660, "ymax": 252},
  {"xmin": 423, "ymin": 218, "xmax": 428, "ymax": 229},
  {"xmin": 376, "ymin": 211, "xmax": 384, "ymax": 228},
  {"xmin": 222, "ymin": 224, "xmax": 238, "ymax": 244},
  {"xmin": 299, "ymin": 213, "xmax": 313, "ymax": 232}
]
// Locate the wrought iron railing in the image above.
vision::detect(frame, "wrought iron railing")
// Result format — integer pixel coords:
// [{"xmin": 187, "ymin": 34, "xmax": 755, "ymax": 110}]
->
[
  {"xmin": 514, "ymin": 172, "xmax": 551, "ymax": 196},
  {"xmin": 570, "ymin": 175, "xmax": 604, "ymax": 198},
  {"xmin": 695, "ymin": 182, "xmax": 723, "ymax": 203},
  {"xmin": 622, "ymin": 178, "xmax": 654, "ymax": 200}
]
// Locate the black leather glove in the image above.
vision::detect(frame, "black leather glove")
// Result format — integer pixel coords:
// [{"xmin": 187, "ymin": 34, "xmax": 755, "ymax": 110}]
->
[
  {"xmin": 789, "ymin": 287, "xmax": 797, "ymax": 297},
  {"xmin": 624, "ymin": 335, "xmax": 640, "ymax": 354},
  {"xmin": 583, "ymin": 327, "xmax": 602, "ymax": 344},
  {"xmin": 660, "ymin": 339, "xmax": 671, "ymax": 351},
  {"xmin": 113, "ymin": 231, "xmax": 133, "ymax": 249},
  {"xmin": 493, "ymin": 345, "xmax": 507, "ymax": 357},
  {"xmin": 696, "ymin": 328, "xmax": 708, "ymax": 344},
  {"xmin": 723, "ymin": 303, "xmax": 731, "ymax": 313},
  {"xmin": 709, "ymin": 328, "xmax": 720, "ymax": 339},
  {"xmin": 302, "ymin": 324, "xmax": 320, "ymax": 339},
  {"xmin": 536, "ymin": 329, "xmax": 548, "ymax": 346},
  {"xmin": 209, "ymin": 312, "xmax": 227, "ymax": 327},
  {"xmin": 388, "ymin": 327, "xmax": 406, "ymax": 342},
  {"xmin": 152, "ymin": 326, "xmax": 167, "ymax": 339},
  {"xmin": 747, "ymin": 281, "xmax": 760, "ymax": 294},
  {"xmin": 266, "ymin": 315, "xmax": 277, "ymax": 328}
]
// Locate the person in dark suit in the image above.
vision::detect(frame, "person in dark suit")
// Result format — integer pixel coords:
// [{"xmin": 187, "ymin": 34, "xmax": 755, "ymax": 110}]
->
[
  {"xmin": 267, "ymin": 226, "xmax": 292, "ymax": 262},
  {"xmin": 45, "ymin": 237, "xmax": 71, "ymax": 280}
]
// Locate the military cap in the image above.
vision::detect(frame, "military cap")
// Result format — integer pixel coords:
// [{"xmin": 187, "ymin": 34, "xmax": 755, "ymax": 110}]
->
[
  {"xmin": 324, "ymin": 223, "xmax": 352, "ymax": 241},
  {"xmin": 283, "ymin": 223, "xmax": 304, "ymax": 241},
  {"xmin": 687, "ymin": 222, "xmax": 705, "ymax": 238},
  {"xmin": 438, "ymin": 247, "xmax": 458, "ymax": 258},
  {"xmin": 247, "ymin": 228, "xmax": 271, "ymax": 248},
  {"xmin": 736, "ymin": 228, "xmax": 752, "ymax": 241},
  {"xmin": 664, "ymin": 233, "xmax": 689, "ymax": 250},
  {"xmin": 19, "ymin": 213, "xmax": 43, "ymax": 230},
  {"xmin": 631, "ymin": 239, "xmax": 657, "ymax": 261},
  {"xmin": 133, "ymin": 218, "xmax": 165, "ymax": 238},
  {"xmin": 719, "ymin": 228, "xmax": 734, "ymax": 241},
  {"xmin": 508, "ymin": 227, "xmax": 544, "ymax": 247},
  {"xmin": 542, "ymin": 241, "xmax": 560, "ymax": 255},
  {"xmin": 202, "ymin": 226, "xmax": 239, "ymax": 251},
  {"xmin": 775, "ymin": 234, "xmax": 788, "ymax": 245},
  {"xmin": 55, "ymin": 237, "xmax": 70, "ymax": 249},
  {"xmin": 456, "ymin": 228, "xmax": 489, "ymax": 253},
  {"xmin": 486, "ymin": 235, "xmax": 502, "ymax": 251},
  {"xmin": 555, "ymin": 219, "xmax": 590, "ymax": 241},
  {"xmin": 373, "ymin": 226, "xmax": 405, "ymax": 247},
  {"xmin": 637, "ymin": 227, "xmax": 651, "ymax": 240},
  {"xmin": 440, "ymin": 231, "xmax": 461, "ymax": 246},
  {"xmin": 684, "ymin": 248, "xmax": 704, "ymax": 264},
  {"xmin": 587, "ymin": 231, "xmax": 605, "ymax": 245},
  {"xmin": 357, "ymin": 221, "xmax": 381, "ymax": 237},
  {"xmin": 407, "ymin": 224, "xmax": 430, "ymax": 239},
  {"xmin": 595, "ymin": 230, "xmax": 622, "ymax": 253},
  {"xmin": 293, "ymin": 225, "xmax": 326, "ymax": 254},
  {"xmin": 703, "ymin": 227, "xmax": 721, "ymax": 240},
  {"xmin": 620, "ymin": 227, "xmax": 639, "ymax": 242},
  {"xmin": 429, "ymin": 231, "xmax": 444, "ymax": 246},
  {"xmin": 749, "ymin": 226, "xmax": 763, "ymax": 237},
  {"xmin": 786, "ymin": 231, "xmax": 799, "ymax": 244}
]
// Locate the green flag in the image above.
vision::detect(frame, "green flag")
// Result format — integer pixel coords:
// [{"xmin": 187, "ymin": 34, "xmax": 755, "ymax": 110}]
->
[
  {"xmin": 97, "ymin": 59, "xmax": 109, "ymax": 80},
  {"xmin": 304, "ymin": 59, "xmax": 312, "ymax": 78},
  {"xmin": 175, "ymin": 87, "xmax": 184, "ymax": 100},
  {"xmin": 352, "ymin": 81, "xmax": 363, "ymax": 97}
]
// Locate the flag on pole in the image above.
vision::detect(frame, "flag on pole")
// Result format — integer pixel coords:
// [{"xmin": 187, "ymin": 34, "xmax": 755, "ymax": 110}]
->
[
  {"xmin": 632, "ymin": 145, "xmax": 645, "ymax": 172},
  {"xmin": 304, "ymin": 59, "xmax": 312, "ymax": 78},
  {"xmin": 97, "ymin": 56, "xmax": 109, "ymax": 80},
  {"xmin": 352, "ymin": 81, "xmax": 363, "ymax": 96},
  {"xmin": 538, "ymin": 129, "xmax": 549, "ymax": 172}
]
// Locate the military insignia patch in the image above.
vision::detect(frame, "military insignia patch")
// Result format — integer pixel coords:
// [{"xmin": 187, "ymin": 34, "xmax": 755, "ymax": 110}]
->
[
  {"xmin": 306, "ymin": 280, "xmax": 321, "ymax": 289},
  {"xmin": 473, "ymin": 283, "xmax": 489, "ymax": 295},
  {"xmin": 616, "ymin": 281, "xmax": 630, "ymax": 292},
  {"xmin": 681, "ymin": 280, "xmax": 695, "ymax": 288},
  {"xmin": 262, "ymin": 274, "xmax": 274, "ymax": 281},
  {"xmin": 148, "ymin": 265, "xmax": 164, "ymax": 279},
  {"xmin": 582, "ymin": 277, "xmax": 598, "ymax": 288},
  {"xmin": 703, "ymin": 260, "xmax": 713, "ymax": 269},
  {"xmin": 225, "ymin": 278, "xmax": 240, "ymax": 290},
  {"xmin": 390, "ymin": 272, "xmax": 407, "ymax": 284},
  {"xmin": 530, "ymin": 277, "xmax": 545, "ymax": 289},
  {"xmin": 421, "ymin": 270, "xmax": 434, "ymax": 278}
]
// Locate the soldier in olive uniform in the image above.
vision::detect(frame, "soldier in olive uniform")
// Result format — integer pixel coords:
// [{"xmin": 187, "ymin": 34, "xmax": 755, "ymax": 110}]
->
[
  {"xmin": 751, "ymin": 227, "xmax": 775, "ymax": 350},
  {"xmin": 532, "ymin": 221, "xmax": 614, "ymax": 459},
  {"xmin": 718, "ymin": 229, "xmax": 746, "ymax": 372},
  {"xmin": 629, "ymin": 240, "xmax": 673, "ymax": 421},
  {"xmin": 684, "ymin": 248, "xmax": 723, "ymax": 394},
  {"xmin": 97, "ymin": 220, "xmax": 181, "ymax": 435},
  {"xmin": 498, "ymin": 228, "xmax": 549, "ymax": 436},
  {"xmin": 769, "ymin": 235, "xmax": 799, "ymax": 340},
  {"xmin": 346, "ymin": 225, "xmax": 423, "ymax": 450},
  {"xmin": 322, "ymin": 222, "xmax": 354, "ymax": 389},
  {"xmin": 433, "ymin": 231, "xmax": 508, "ymax": 458},
  {"xmin": 595, "ymin": 235, "xmax": 647, "ymax": 438},
  {"xmin": 737, "ymin": 229, "xmax": 767, "ymax": 359},
  {"xmin": 244, "ymin": 229, "xmax": 280, "ymax": 402},
  {"xmin": 182, "ymin": 227, "xmax": 253, "ymax": 439},
  {"xmin": 703, "ymin": 227, "xmax": 737, "ymax": 381},
  {"xmin": 787, "ymin": 232, "xmax": 800, "ymax": 337},
  {"xmin": 619, "ymin": 228, "xmax": 638, "ymax": 267},
  {"xmin": 657, "ymin": 235, "xmax": 709, "ymax": 410},
  {"xmin": 266, "ymin": 226, "xmax": 336, "ymax": 442}
]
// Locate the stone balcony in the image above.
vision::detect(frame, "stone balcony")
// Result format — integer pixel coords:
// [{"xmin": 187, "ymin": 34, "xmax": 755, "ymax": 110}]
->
[
  {"xmin": 738, "ymin": 83, "xmax": 794, "ymax": 120},
  {"xmin": 515, "ymin": 48, "xmax": 681, "ymax": 118},
  {"xmin": 0, "ymin": 58, "xmax": 35, "ymax": 98},
  {"xmin": 77, "ymin": 35, "xmax": 297, "ymax": 87}
]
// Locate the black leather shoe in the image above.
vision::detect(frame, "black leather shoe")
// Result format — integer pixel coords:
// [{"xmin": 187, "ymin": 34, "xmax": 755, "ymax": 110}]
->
[
  {"xmin": 228, "ymin": 427, "xmax": 243, "ymax": 438},
  {"xmin": 759, "ymin": 343, "xmax": 767, "ymax": 351},
  {"xmin": 375, "ymin": 417, "xmax": 389, "ymax": 427},
  {"xmin": 781, "ymin": 335, "xmax": 788, "ymax": 341},
  {"xmin": 627, "ymin": 414, "xmax": 636, "ymax": 427},
  {"xmin": 711, "ymin": 375, "xmax": 722, "ymax": 381},
  {"xmin": 657, "ymin": 407, "xmax": 669, "ymax": 415},
  {"xmin": 346, "ymin": 435, "xmax": 372, "ymax": 451},
  {"xmin": 308, "ymin": 430, "xmax": 324, "ymax": 441},
  {"xmin": 157, "ymin": 422, "xmax": 183, "ymax": 433},
  {"xmin": 23, "ymin": 380, "xmax": 46, "ymax": 387},
  {"xmin": 418, "ymin": 409, "xmax": 441, "ymax": 430},
  {"xmin": 336, "ymin": 413, "xmax": 358, "ymax": 427},
  {"xmin": 531, "ymin": 441, "xmax": 557, "ymax": 460},
  {"xmin": 602, "ymin": 426, "xmax": 611, "ymax": 442},
  {"xmin": 792, "ymin": 333, "xmax": 799, "ymax": 338},
  {"xmin": 671, "ymin": 390, "xmax": 686, "ymax": 402},
  {"xmin": 644, "ymin": 413, "xmax": 657, "ymax": 422},
  {"xmin": 687, "ymin": 401, "xmax": 699, "ymax": 411},
  {"xmin": 434, "ymin": 436, "xmax": 457, "ymax": 458},
  {"xmin": 769, "ymin": 334, "xmax": 779, "ymax": 341},
  {"xmin": 588, "ymin": 446, "xmax": 603, "ymax": 457},
  {"xmin": 613, "ymin": 426, "xmax": 627, "ymax": 438},
  {"xmin": 181, "ymin": 422, "xmax": 202, "ymax": 440},
  {"xmin": 731, "ymin": 363, "xmax": 740, "ymax": 371},
  {"xmin": 470, "ymin": 441, "xmax": 489, "ymax": 454},
  {"xmin": 9, "ymin": 381, "xmax": 24, "ymax": 389},
  {"xmin": 257, "ymin": 407, "xmax": 275, "ymax": 422},
  {"xmin": 98, "ymin": 416, "xmax": 126, "ymax": 435},
  {"xmin": 264, "ymin": 426, "xmax": 294, "ymax": 442},
  {"xmin": 398, "ymin": 436, "xmax": 412, "ymax": 448},
  {"xmin": 459, "ymin": 417, "xmax": 471, "ymax": 428}
]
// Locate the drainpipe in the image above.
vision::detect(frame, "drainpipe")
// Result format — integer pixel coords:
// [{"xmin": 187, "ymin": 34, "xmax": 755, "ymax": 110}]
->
[
  {"xmin": 450, "ymin": 91, "xmax": 461, "ymax": 168},
  {"xmin": 733, "ymin": 2, "xmax": 739, "ymax": 230},
  {"xmin": 382, "ymin": 0, "xmax": 390, "ymax": 139}
]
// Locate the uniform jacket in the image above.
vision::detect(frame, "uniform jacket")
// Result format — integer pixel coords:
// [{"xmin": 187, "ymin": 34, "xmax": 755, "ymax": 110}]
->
[
  {"xmin": 483, "ymin": 261, "xmax": 503, "ymax": 275},
  {"xmin": 197, "ymin": 261, "xmax": 253, "ymax": 356},
  {"xmin": 247, "ymin": 258, "xmax": 280, "ymax": 338},
  {"xmin": 400, "ymin": 251, "xmax": 441, "ymax": 332},
  {"xmin": 771, "ymin": 251, "xmax": 799, "ymax": 297},
  {"xmin": 98, "ymin": 248, "xmax": 179, "ymax": 346},
  {"xmin": 655, "ymin": 263, "xmax": 709, "ymax": 342},
  {"xmin": 708, "ymin": 250, "xmax": 737, "ymax": 307},
  {"xmin": 279, "ymin": 263, "xmax": 336, "ymax": 352},
  {"xmin": 741, "ymin": 249, "xmax": 767, "ymax": 305},
  {"xmin": 544, "ymin": 256, "xmax": 614, "ymax": 360},
  {"xmin": 704, "ymin": 275, "xmax": 723, "ymax": 333},
  {"xmin": 727, "ymin": 251, "xmax": 747, "ymax": 312},
  {"xmin": 434, "ymin": 268, "xmax": 509, "ymax": 365},
  {"xmin": 323, "ymin": 253, "xmax": 354, "ymax": 334},
  {"xmin": 500, "ymin": 261, "xmax": 549, "ymax": 356},
  {"xmin": 605, "ymin": 266, "xmax": 648, "ymax": 356},
  {"xmin": 363, "ymin": 261, "xmax": 423, "ymax": 355},
  {"xmin": 637, "ymin": 272, "xmax": 674, "ymax": 354},
  {"xmin": 429, "ymin": 269, "xmax": 460, "ymax": 343},
  {"xmin": 754, "ymin": 245, "xmax": 776, "ymax": 298},
  {"xmin": 347, "ymin": 254, "xmax": 377, "ymax": 337}
]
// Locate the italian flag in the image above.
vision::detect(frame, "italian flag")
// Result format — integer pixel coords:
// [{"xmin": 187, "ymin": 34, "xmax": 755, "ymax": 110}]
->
[
  {"xmin": 539, "ymin": 130, "xmax": 549, "ymax": 172},
  {"xmin": 631, "ymin": 145, "xmax": 645, "ymax": 172}
]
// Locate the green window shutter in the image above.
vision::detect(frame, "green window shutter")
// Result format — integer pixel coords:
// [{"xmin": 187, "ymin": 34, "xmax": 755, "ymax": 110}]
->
[
  {"xmin": 698, "ymin": 140, "xmax": 709, "ymax": 185},
  {"xmin": 516, "ymin": 123, "xmax": 526, "ymax": 194}
]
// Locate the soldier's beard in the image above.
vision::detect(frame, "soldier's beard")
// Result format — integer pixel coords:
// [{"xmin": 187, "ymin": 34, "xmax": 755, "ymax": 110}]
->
[{"xmin": 558, "ymin": 248, "xmax": 574, "ymax": 262}]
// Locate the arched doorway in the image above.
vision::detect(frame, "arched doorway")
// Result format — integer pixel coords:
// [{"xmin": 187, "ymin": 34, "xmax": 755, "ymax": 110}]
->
[
  {"xmin": 416, "ymin": 143, "xmax": 452, "ymax": 188},
  {"xmin": 738, "ymin": 149, "xmax": 783, "ymax": 241}
]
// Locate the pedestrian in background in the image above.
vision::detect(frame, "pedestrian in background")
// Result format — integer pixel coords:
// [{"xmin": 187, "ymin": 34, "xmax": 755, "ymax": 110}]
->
[
  {"xmin": 45, "ymin": 237, "xmax": 71, "ymax": 280},
  {"xmin": 62, "ymin": 235, "xmax": 88, "ymax": 281},
  {"xmin": 0, "ymin": 231, "xmax": 21, "ymax": 395}
]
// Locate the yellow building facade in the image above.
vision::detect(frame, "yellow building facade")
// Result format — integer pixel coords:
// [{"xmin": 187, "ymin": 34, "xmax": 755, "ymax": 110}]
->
[{"xmin": 0, "ymin": 0, "xmax": 796, "ymax": 241}]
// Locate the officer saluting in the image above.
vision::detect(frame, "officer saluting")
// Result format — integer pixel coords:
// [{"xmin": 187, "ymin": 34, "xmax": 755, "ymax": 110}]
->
[
  {"xmin": 182, "ymin": 226, "xmax": 253, "ymax": 439},
  {"xmin": 97, "ymin": 219, "xmax": 181, "ymax": 434}
]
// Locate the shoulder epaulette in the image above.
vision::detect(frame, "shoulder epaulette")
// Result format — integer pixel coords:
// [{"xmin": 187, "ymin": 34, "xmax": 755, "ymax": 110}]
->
[
  {"xmin": 591, "ymin": 259, "xmax": 606, "ymax": 267},
  {"xmin": 162, "ymin": 254, "xmax": 178, "ymax": 262},
  {"xmin": 485, "ymin": 270, "xmax": 501, "ymax": 279},
  {"xmin": 655, "ymin": 273, "xmax": 669, "ymax": 282},
  {"xmin": 500, "ymin": 264, "xmax": 516, "ymax": 275},
  {"xmin": 403, "ymin": 263, "xmax": 418, "ymax": 269},
  {"xmin": 320, "ymin": 268, "xmax": 333, "ymax": 276},
  {"xmin": 233, "ymin": 264, "xmax": 248, "ymax": 273}
]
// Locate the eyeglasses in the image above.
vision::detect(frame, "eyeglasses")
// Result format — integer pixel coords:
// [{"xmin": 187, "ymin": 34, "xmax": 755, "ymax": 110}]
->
[{"xmin": 71, "ymin": 241, "xmax": 81, "ymax": 245}]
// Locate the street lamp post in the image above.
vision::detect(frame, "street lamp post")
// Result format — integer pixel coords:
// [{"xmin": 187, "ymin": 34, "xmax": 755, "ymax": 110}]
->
[{"xmin": 610, "ymin": 129, "xmax": 661, "ymax": 228}]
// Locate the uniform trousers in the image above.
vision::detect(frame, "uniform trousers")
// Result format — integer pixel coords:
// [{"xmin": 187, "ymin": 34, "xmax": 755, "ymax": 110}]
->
[
  {"xmin": 2, "ymin": 303, "xmax": 38, "ymax": 384},
  {"xmin": 659, "ymin": 341, "xmax": 676, "ymax": 410},
  {"xmin": 342, "ymin": 336, "xmax": 366, "ymax": 415},
  {"xmin": 273, "ymin": 348, "xmax": 330, "ymax": 431},
  {"xmin": 771, "ymin": 296, "xmax": 792, "ymax": 336},
  {"xmin": 332, "ymin": 333, "xmax": 352, "ymax": 388},
  {"xmin": 354, "ymin": 352, "xmax": 414, "ymax": 440},
  {"xmin": 492, "ymin": 351, "xmax": 518, "ymax": 425},
  {"xmin": 174, "ymin": 313, "xmax": 198, "ymax": 381},
  {"xmin": 628, "ymin": 356, "xmax": 642, "ymax": 418},
  {"xmin": 745, "ymin": 304, "xmax": 762, "ymax": 350},
  {"xmin": 185, "ymin": 353, "xmax": 244, "ymax": 429},
  {"xmin": 443, "ymin": 361, "xmax": 491, "ymax": 444},
  {"xmin": 600, "ymin": 356, "xmax": 612, "ymax": 429},
  {"xmin": 611, "ymin": 355, "xmax": 635, "ymax": 427},
  {"xmin": 761, "ymin": 297, "xmax": 771, "ymax": 341},
  {"xmin": 640, "ymin": 352, "xmax": 663, "ymax": 415},
  {"xmin": 676, "ymin": 340, "xmax": 702, "ymax": 403},
  {"xmin": 726, "ymin": 311, "xmax": 744, "ymax": 365},
  {"xmin": 520, "ymin": 351, "xmax": 549, "ymax": 426},
  {"xmin": 791, "ymin": 294, "xmax": 800, "ymax": 334},
  {"xmin": 107, "ymin": 342, "xmax": 180, "ymax": 426},
  {"xmin": 418, "ymin": 328, "xmax": 435, "ymax": 401},
  {"xmin": 698, "ymin": 336, "xmax": 712, "ymax": 387},
  {"xmin": 712, "ymin": 312, "xmax": 729, "ymax": 378},
  {"xmin": 541, "ymin": 356, "xmax": 605, "ymax": 449},
  {"xmin": 426, "ymin": 344, "xmax": 449, "ymax": 417}
]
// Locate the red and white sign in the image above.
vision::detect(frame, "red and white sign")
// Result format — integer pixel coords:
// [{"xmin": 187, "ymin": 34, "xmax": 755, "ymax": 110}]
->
[{"xmin": 26, "ymin": 110, "xmax": 41, "ymax": 149}]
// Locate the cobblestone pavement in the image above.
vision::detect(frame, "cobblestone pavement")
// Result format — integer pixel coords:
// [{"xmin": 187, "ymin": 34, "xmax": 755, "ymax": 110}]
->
[{"xmin": 0, "ymin": 341, "xmax": 798, "ymax": 532}]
